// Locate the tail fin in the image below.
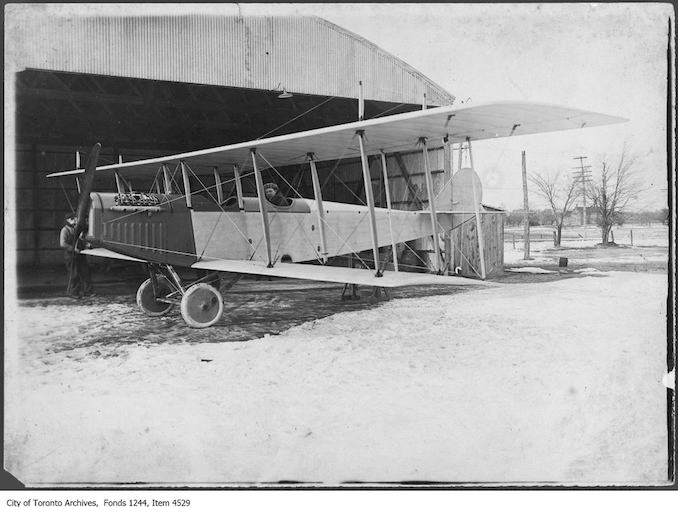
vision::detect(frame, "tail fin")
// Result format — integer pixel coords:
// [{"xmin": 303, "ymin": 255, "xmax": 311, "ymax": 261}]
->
[{"xmin": 433, "ymin": 167, "xmax": 482, "ymax": 212}]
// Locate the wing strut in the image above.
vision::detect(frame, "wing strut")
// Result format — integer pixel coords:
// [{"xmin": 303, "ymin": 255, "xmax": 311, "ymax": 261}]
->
[
  {"xmin": 233, "ymin": 164, "xmax": 244, "ymax": 210},
  {"xmin": 466, "ymin": 137, "xmax": 486, "ymax": 280},
  {"xmin": 180, "ymin": 161, "xmax": 192, "ymax": 207},
  {"xmin": 114, "ymin": 171, "xmax": 125, "ymax": 193},
  {"xmin": 380, "ymin": 151, "xmax": 399, "ymax": 272},
  {"xmin": 213, "ymin": 167, "xmax": 224, "ymax": 202},
  {"xmin": 356, "ymin": 130, "xmax": 381, "ymax": 276},
  {"xmin": 251, "ymin": 149, "xmax": 273, "ymax": 267},
  {"xmin": 162, "ymin": 164, "xmax": 172, "ymax": 194},
  {"xmin": 420, "ymin": 137, "xmax": 443, "ymax": 274},
  {"xmin": 308, "ymin": 153, "xmax": 328, "ymax": 264}
]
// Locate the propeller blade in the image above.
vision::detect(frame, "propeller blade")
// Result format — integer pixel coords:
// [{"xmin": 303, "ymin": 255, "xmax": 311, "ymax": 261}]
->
[{"xmin": 74, "ymin": 143, "xmax": 101, "ymax": 236}]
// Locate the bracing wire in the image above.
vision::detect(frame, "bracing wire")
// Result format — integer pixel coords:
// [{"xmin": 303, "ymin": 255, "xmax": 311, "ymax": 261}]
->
[
  {"xmin": 184, "ymin": 163, "xmax": 256, "ymax": 259},
  {"xmin": 258, "ymin": 152, "xmax": 375, "ymax": 271},
  {"xmin": 257, "ymin": 153, "xmax": 324, "ymax": 264},
  {"xmin": 369, "ymin": 102, "xmax": 409, "ymax": 120},
  {"xmin": 148, "ymin": 167, "xmax": 162, "ymax": 193},
  {"xmin": 59, "ymin": 181, "xmax": 76, "ymax": 213},
  {"xmin": 256, "ymin": 96, "xmax": 336, "ymax": 140}
]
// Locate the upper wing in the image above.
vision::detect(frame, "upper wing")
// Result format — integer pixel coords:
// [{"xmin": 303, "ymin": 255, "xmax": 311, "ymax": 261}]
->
[{"xmin": 47, "ymin": 101, "xmax": 626, "ymax": 178}]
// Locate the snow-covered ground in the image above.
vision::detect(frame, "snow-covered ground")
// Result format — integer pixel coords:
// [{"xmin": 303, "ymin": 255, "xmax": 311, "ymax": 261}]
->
[
  {"xmin": 4, "ymin": 270, "xmax": 669, "ymax": 486},
  {"xmin": 504, "ymin": 243, "xmax": 669, "ymax": 267},
  {"xmin": 506, "ymin": 266, "xmax": 556, "ymax": 274},
  {"xmin": 504, "ymin": 225, "xmax": 669, "ymax": 268}
]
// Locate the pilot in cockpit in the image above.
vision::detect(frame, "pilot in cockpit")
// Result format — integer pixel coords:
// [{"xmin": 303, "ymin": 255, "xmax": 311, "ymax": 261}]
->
[{"xmin": 263, "ymin": 182, "xmax": 289, "ymax": 206}]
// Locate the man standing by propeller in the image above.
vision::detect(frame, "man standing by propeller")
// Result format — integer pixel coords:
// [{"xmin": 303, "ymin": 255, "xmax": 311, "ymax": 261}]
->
[
  {"xmin": 60, "ymin": 212, "xmax": 93, "ymax": 298},
  {"xmin": 59, "ymin": 143, "xmax": 101, "ymax": 298}
]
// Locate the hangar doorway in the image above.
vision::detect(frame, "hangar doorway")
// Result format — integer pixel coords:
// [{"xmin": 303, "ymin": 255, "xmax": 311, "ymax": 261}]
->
[{"xmin": 14, "ymin": 69, "xmax": 426, "ymax": 266}]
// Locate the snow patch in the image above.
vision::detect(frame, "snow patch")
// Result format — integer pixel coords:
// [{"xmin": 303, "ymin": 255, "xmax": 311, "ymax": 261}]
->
[{"xmin": 506, "ymin": 267, "xmax": 556, "ymax": 274}]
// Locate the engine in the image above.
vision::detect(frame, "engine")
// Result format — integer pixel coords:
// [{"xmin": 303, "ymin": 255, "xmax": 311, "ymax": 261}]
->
[{"xmin": 87, "ymin": 192, "xmax": 197, "ymax": 266}]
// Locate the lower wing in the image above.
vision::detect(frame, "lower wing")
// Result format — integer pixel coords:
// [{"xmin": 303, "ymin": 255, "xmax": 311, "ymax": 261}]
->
[
  {"xmin": 82, "ymin": 247, "xmax": 145, "ymax": 262},
  {"xmin": 82, "ymin": 248, "xmax": 496, "ymax": 287},
  {"xmin": 192, "ymin": 259, "xmax": 497, "ymax": 287}
]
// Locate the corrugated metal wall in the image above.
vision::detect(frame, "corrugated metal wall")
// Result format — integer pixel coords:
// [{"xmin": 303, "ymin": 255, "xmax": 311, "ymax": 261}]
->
[{"xmin": 12, "ymin": 14, "xmax": 454, "ymax": 105}]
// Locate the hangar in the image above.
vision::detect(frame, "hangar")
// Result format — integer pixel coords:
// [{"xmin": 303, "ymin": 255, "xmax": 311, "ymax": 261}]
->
[{"xmin": 8, "ymin": 11, "xmax": 504, "ymax": 277}]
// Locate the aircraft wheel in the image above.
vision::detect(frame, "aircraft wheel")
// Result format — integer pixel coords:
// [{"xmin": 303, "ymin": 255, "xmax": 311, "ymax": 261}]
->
[
  {"xmin": 136, "ymin": 276, "xmax": 175, "ymax": 316},
  {"xmin": 180, "ymin": 283, "xmax": 224, "ymax": 328}
]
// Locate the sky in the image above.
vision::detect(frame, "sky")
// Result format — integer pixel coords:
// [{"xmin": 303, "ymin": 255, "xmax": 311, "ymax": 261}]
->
[
  {"xmin": 299, "ymin": 2, "xmax": 673, "ymax": 211},
  {"xmin": 8, "ymin": 2, "xmax": 674, "ymax": 210}
]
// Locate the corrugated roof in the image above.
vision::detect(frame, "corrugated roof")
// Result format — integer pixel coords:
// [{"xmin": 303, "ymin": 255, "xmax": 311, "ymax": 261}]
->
[{"xmin": 9, "ymin": 13, "xmax": 455, "ymax": 106}]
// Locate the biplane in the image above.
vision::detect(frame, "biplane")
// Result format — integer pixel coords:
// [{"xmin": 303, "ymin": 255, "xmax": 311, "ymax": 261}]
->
[{"xmin": 48, "ymin": 101, "xmax": 625, "ymax": 327}]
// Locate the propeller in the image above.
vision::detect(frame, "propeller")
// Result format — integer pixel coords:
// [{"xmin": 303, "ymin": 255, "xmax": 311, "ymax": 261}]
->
[
  {"xmin": 74, "ymin": 143, "xmax": 101, "ymax": 238},
  {"xmin": 67, "ymin": 143, "xmax": 101, "ymax": 296}
]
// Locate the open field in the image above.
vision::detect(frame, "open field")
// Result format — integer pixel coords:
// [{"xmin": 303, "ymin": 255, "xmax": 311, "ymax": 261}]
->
[
  {"xmin": 4, "ymin": 249, "xmax": 670, "ymax": 485},
  {"xmin": 505, "ymin": 224, "xmax": 669, "ymax": 247},
  {"xmin": 504, "ymin": 225, "xmax": 669, "ymax": 273}
]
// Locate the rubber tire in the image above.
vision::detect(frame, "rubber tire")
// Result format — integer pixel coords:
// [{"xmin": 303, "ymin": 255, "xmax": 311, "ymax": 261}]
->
[
  {"xmin": 180, "ymin": 282, "xmax": 224, "ymax": 328},
  {"xmin": 136, "ymin": 276, "xmax": 175, "ymax": 317}
]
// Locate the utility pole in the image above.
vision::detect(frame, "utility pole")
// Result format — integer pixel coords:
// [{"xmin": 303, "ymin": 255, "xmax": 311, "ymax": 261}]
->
[
  {"xmin": 573, "ymin": 156, "xmax": 592, "ymax": 237},
  {"xmin": 521, "ymin": 150, "xmax": 531, "ymax": 260}
]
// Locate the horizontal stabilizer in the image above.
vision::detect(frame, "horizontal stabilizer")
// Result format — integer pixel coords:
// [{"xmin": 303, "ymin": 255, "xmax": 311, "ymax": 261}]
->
[{"xmin": 192, "ymin": 259, "xmax": 497, "ymax": 288}]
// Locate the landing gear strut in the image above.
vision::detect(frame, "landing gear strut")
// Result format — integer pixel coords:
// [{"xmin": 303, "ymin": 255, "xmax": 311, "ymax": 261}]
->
[
  {"xmin": 341, "ymin": 283, "xmax": 360, "ymax": 300},
  {"xmin": 370, "ymin": 286, "xmax": 390, "ymax": 301},
  {"xmin": 340, "ymin": 284, "xmax": 391, "ymax": 302},
  {"xmin": 136, "ymin": 264, "xmax": 226, "ymax": 328}
]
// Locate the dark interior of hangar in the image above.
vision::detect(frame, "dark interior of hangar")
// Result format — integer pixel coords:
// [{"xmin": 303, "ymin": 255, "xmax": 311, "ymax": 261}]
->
[
  {"xmin": 16, "ymin": 69, "xmax": 423, "ymax": 152},
  {"xmin": 15, "ymin": 69, "xmax": 435, "ymax": 267}
]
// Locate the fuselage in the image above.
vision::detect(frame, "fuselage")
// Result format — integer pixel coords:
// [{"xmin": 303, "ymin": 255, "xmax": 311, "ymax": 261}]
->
[{"xmin": 88, "ymin": 192, "xmax": 442, "ymax": 267}]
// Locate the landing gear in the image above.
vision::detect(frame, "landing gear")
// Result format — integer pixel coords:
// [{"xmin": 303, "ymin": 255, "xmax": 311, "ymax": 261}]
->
[
  {"xmin": 340, "ymin": 283, "xmax": 391, "ymax": 302},
  {"xmin": 180, "ymin": 283, "xmax": 224, "ymax": 328},
  {"xmin": 136, "ymin": 275, "xmax": 176, "ymax": 316},
  {"xmin": 136, "ymin": 264, "xmax": 227, "ymax": 328},
  {"xmin": 369, "ymin": 286, "xmax": 390, "ymax": 302},
  {"xmin": 341, "ymin": 283, "xmax": 360, "ymax": 300}
]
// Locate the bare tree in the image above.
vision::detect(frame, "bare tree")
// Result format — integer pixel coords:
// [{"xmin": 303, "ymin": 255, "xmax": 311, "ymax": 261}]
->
[
  {"xmin": 530, "ymin": 171, "xmax": 579, "ymax": 246},
  {"xmin": 586, "ymin": 149, "xmax": 641, "ymax": 245}
]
